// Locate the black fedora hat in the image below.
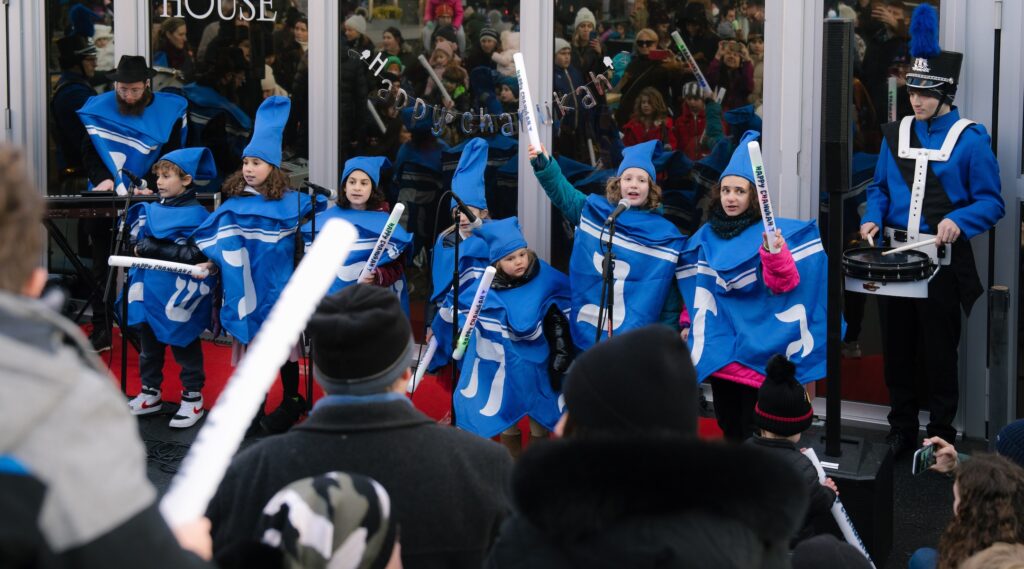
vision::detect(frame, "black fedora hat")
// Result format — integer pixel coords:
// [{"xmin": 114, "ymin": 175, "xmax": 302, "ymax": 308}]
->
[{"xmin": 107, "ymin": 55, "xmax": 157, "ymax": 83}]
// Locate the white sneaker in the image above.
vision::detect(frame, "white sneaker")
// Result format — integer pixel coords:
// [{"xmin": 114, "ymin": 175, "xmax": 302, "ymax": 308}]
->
[
  {"xmin": 170, "ymin": 391, "xmax": 205, "ymax": 429},
  {"xmin": 129, "ymin": 387, "xmax": 162, "ymax": 415}
]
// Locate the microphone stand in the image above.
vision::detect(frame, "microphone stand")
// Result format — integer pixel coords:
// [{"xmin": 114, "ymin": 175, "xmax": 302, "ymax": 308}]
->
[
  {"xmin": 594, "ymin": 220, "xmax": 617, "ymax": 344},
  {"xmin": 102, "ymin": 177, "xmax": 141, "ymax": 394},
  {"xmin": 302, "ymin": 189, "xmax": 315, "ymax": 411},
  {"xmin": 450, "ymin": 208, "xmax": 461, "ymax": 427}
]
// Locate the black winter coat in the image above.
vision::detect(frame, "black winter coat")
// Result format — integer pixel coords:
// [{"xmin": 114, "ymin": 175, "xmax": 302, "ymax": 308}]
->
[
  {"xmin": 486, "ymin": 436, "xmax": 809, "ymax": 569},
  {"xmin": 745, "ymin": 435, "xmax": 839, "ymax": 543},
  {"xmin": 208, "ymin": 399, "xmax": 513, "ymax": 569}
]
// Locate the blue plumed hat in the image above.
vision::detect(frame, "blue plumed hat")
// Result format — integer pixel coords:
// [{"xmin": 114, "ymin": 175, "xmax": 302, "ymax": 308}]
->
[
  {"xmin": 474, "ymin": 217, "xmax": 528, "ymax": 264},
  {"xmin": 719, "ymin": 130, "xmax": 761, "ymax": 186},
  {"xmin": 243, "ymin": 96, "xmax": 291, "ymax": 168},
  {"xmin": 616, "ymin": 140, "xmax": 660, "ymax": 182},
  {"xmin": 906, "ymin": 3, "xmax": 961, "ymax": 101},
  {"xmin": 451, "ymin": 138, "xmax": 489, "ymax": 211},
  {"xmin": 342, "ymin": 156, "xmax": 391, "ymax": 189},
  {"xmin": 159, "ymin": 148, "xmax": 217, "ymax": 181}
]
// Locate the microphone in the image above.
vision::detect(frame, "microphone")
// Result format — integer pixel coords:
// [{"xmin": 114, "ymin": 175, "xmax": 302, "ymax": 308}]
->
[
  {"xmin": 121, "ymin": 169, "xmax": 147, "ymax": 191},
  {"xmin": 305, "ymin": 182, "xmax": 338, "ymax": 201},
  {"xmin": 450, "ymin": 192, "xmax": 482, "ymax": 229},
  {"xmin": 605, "ymin": 198, "xmax": 631, "ymax": 226}
]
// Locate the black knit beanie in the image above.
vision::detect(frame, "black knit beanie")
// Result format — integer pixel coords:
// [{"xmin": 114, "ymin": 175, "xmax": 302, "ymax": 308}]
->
[
  {"xmin": 307, "ymin": 285, "xmax": 412, "ymax": 395},
  {"xmin": 563, "ymin": 325, "xmax": 698, "ymax": 437},
  {"xmin": 754, "ymin": 354, "xmax": 813, "ymax": 436}
]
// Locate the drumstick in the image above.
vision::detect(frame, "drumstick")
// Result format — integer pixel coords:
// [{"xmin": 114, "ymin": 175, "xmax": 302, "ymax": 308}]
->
[
  {"xmin": 357, "ymin": 203, "xmax": 406, "ymax": 282},
  {"xmin": 747, "ymin": 141, "xmax": 780, "ymax": 253},
  {"xmin": 881, "ymin": 237, "xmax": 936, "ymax": 256},
  {"xmin": 513, "ymin": 53, "xmax": 543, "ymax": 152},
  {"xmin": 452, "ymin": 266, "xmax": 497, "ymax": 361},
  {"xmin": 109, "ymin": 255, "xmax": 209, "ymax": 278},
  {"xmin": 866, "ymin": 234, "xmax": 874, "ymax": 247},
  {"xmin": 159, "ymin": 218, "xmax": 358, "ymax": 528}
]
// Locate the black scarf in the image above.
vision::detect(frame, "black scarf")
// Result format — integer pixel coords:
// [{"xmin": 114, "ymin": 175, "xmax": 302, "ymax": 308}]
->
[
  {"xmin": 492, "ymin": 258, "xmax": 539, "ymax": 290},
  {"xmin": 708, "ymin": 203, "xmax": 760, "ymax": 240}
]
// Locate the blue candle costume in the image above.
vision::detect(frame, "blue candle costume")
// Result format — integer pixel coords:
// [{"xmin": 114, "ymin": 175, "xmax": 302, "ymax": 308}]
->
[
  {"xmin": 565, "ymin": 141, "xmax": 687, "ymax": 350},
  {"xmin": 125, "ymin": 148, "xmax": 217, "ymax": 347},
  {"xmin": 677, "ymin": 131, "xmax": 829, "ymax": 384},
  {"xmin": 77, "ymin": 60, "xmax": 188, "ymax": 195},
  {"xmin": 428, "ymin": 138, "xmax": 492, "ymax": 370},
  {"xmin": 450, "ymin": 218, "xmax": 572, "ymax": 437},
  {"xmin": 301, "ymin": 156, "xmax": 413, "ymax": 313},
  {"xmin": 193, "ymin": 96, "xmax": 319, "ymax": 344}
]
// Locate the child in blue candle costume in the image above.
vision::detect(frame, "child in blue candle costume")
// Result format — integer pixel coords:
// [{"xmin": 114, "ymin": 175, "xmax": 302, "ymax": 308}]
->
[
  {"xmin": 125, "ymin": 147, "xmax": 216, "ymax": 429},
  {"xmin": 452, "ymin": 217, "xmax": 573, "ymax": 457},
  {"xmin": 426, "ymin": 138, "xmax": 492, "ymax": 372},
  {"xmin": 301, "ymin": 156, "xmax": 412, "ymax": 311},
  {"xmin": 677, "ymin": 130, "xmax": 829, "ymax": 442},
  {"xmin": 193, "ymin": 96, "xmax": 323, "ymax": 435},
  {"xmin": 529, "ymin": 140, "xmax": 686, "ymax": 351}
]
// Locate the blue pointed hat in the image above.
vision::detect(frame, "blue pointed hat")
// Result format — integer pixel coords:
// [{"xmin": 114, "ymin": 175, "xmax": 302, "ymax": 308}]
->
[
  {"xmin": 451, "ymin": 137, "xmax": 489, "ymax": 211},
  {"xmin": 160, "ymin": 147, "xmax": 217, "ymax": 181},
  {"xmin": 474, "ymin": 217, "xmax": 528, "ymax": 264},
  {"xmin": 400, "ymin": 107, "xmax": 434, "ymax": 134},
  {"xmin": 243, "ymin": 96, "xmax": 291, "ymax": 168},
  {"xmin": 342, "ymin": 156, "xmax": 391, "ymax": 188},
  {"xmin": 616, "ymin": 140, "xmax": 661, "ymax": 182},
  {"xmin": 719, "ymin": 130, "xmax": 761, "ymax": 186}
]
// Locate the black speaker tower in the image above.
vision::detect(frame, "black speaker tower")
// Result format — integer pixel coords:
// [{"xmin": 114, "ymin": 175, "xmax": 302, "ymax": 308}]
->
[{"xmin": 814, "ymin": 18, "xmax": 893, "ymax": 566}]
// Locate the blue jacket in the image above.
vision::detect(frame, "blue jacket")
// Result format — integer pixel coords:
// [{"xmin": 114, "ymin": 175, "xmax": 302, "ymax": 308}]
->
[{"xmin": 862, "ymin": 108, "xmax": 1004, "ymax": 239}]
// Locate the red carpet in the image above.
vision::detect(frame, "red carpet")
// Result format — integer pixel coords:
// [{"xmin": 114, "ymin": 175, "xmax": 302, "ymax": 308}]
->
[{"xmin": 94, "ymin": 323, "xmax": 727, "ymax": 445}]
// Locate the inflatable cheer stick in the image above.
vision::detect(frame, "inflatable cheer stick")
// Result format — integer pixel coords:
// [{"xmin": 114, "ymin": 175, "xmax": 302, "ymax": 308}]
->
[
  {"xmin": 802, "ymin": 448, "xmax": 876, "ymax": 567},
  {"xmin": 887, "ymin": 76, "xmax": 898, "ymax": 123},
  {"xmin": 671, "ymin": 31, "xmax": 713, "ymax": 97},
  {"xmin": 109, "ymin": 255, "xmax": 209, "ymax": 278},
  {"xmin": 747, "ymin": 140, "xmax": 780, "ymax": 253},
  {"xmin": 418, "ymin": 54, "xmax": 454, "ymax": 106},
  {"xmin": 409, "ymin": 336, "xmax": 438, "ymax": 394},
  {"xmin": 512, "ymin": 53, "xmax": 543, "ymax": 152},
  {"xmin": 452, "ymin": 266, "xmax": 497, "ymax": 361},
  {"xmin": 160, "ymin": 218, "xmax": 358, "ymax": 528},
  {"xmin": 357, "ymin": 203, "xmax": 406, "ymax": 282}
]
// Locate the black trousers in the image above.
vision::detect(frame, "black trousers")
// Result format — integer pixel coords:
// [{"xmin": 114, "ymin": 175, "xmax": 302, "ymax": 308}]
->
[
  {"xmin": 137, "ymin": 324, "xmax": 205, "ymax": 392},
  {"xmin": 878, "ymin": 267, "xmax": 962, "ymax": 442},
  {"xmin": 710, "ymin": 377, "xmax": 759, "ymax": 442}
]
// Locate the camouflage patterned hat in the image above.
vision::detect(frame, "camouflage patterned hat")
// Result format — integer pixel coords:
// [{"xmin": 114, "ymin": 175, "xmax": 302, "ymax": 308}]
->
[{"xmin": 257, "ymin": 472, "xmax": 397, "ymax": 569}]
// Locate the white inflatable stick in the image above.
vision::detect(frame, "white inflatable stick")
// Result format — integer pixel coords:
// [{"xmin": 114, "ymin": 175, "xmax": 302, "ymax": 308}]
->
[
  {"xmin": 452, "ymin": 266, "xmax": 497, "ymax": 361},
  {"xmin": 159, "ymin": 218, "xmax": 358, "ymax": 528},
  {"xmin": 357, "ymin": 203, "xmax": 406, "ymax": 282},
  {"xmin": 512, "ymin": 53, "xmax": 543, "ymax": 152},
  {"xmin": 802, "ymin": 448, "xmax": 876, "ymax": 567},
  {"xmin": 747, "ymin": 141, "xmax": 780, "ymax": 253},
  {"xmin": 109, "ymin": 255, "xmax": 209, "ymax": 278}
]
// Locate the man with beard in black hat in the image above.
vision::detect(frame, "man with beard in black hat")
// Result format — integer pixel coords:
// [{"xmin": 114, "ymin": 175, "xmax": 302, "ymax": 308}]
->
[{"xmin": 76, "ymin": 55, "xmax": 188, "ymax": 351}]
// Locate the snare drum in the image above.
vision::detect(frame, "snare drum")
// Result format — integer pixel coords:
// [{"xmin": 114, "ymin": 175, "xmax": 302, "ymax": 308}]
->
[{"xmin": 843, "ymin": 247, "xmax": 936, "ymax": 298}]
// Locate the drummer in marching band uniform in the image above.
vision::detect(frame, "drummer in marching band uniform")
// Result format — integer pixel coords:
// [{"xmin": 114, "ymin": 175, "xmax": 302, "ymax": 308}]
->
[{"xmin": 859, "ymin": 5, "xmax": 1004, "ymax": 455}]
